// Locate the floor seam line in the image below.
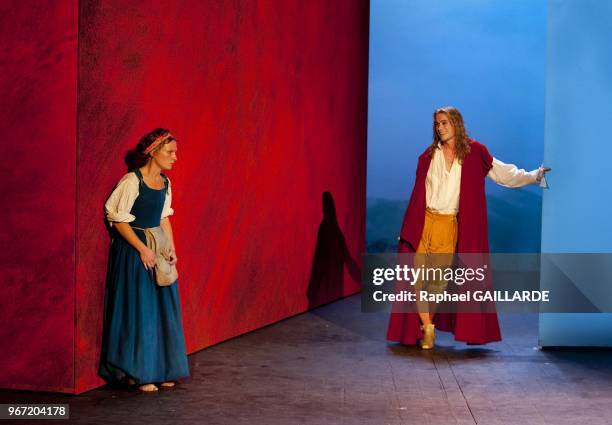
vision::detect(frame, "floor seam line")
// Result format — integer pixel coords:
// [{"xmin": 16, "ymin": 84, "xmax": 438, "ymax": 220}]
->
[{"xmin": 444, "ymin": 352, "xmax": 478, "ymax": 424}]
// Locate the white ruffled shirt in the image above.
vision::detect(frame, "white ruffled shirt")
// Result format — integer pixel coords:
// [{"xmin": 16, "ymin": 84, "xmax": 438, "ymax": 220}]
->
[
  {"xmin": 105, "ymin": 172, "xmax": 174, "ymax": 224},
  {"xmin": 426, "ymin": 147, "xmax": 539, "ymax": 215}
]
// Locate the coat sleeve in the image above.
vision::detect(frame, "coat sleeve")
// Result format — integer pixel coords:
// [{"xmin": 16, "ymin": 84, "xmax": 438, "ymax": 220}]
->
[{"xmin": 474, "ymin": 141, "xmax": 494, "ymax": 176}]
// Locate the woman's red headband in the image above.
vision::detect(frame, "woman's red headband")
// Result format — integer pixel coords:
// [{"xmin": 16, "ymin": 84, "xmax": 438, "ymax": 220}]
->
[{"xmin": 143, "ymin": 133, "xmax": 174, "ymax": 155}]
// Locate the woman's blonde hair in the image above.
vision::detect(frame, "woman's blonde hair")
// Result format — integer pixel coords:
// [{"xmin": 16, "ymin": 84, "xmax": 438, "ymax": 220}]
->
[{"xmin": 426, "ymin": 106, "xmax": 471, "ymax": 163}]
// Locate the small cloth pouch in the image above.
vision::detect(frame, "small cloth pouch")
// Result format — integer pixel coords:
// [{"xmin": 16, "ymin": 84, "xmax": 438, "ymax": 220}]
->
[{"xmin": 138, "ymin": 226, "xmax": 178, "ymax": 286}]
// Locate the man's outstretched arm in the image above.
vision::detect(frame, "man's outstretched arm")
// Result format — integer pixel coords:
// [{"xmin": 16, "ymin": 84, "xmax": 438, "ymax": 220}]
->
[{"xmin": 487, "ymin": 157, "xmax": 546, "ymax": 188}]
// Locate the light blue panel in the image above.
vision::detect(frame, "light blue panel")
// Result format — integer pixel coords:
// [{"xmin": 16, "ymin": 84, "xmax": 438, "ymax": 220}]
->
[{"xmin": 540, "ymin": 0, "xmax": 612, "ymax": 346}]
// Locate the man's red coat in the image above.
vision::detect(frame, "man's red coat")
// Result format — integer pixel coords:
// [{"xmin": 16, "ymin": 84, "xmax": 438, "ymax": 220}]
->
[{"xmin": 387, "ymin": 140, "xmax": 502, "ymax": 344}]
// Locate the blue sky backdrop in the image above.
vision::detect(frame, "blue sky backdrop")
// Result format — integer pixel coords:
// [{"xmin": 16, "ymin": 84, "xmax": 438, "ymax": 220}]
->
[
  {"xmin": 367, "ymin": 0, "xmax": 546, "ymax": 200},
  {"xmin": 366, "ymin": 0, "xmax": 547, "ymax": 252}
]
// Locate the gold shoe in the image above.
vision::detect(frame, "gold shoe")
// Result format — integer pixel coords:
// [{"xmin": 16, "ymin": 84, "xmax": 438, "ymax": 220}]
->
[{"xmin": 420, "ymin": 324, "xmax": 435, "ymax": 349}]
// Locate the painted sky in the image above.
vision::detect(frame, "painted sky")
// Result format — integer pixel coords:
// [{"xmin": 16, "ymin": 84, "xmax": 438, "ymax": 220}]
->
[{"xmin": 367, "ymin": 0, "xmax": 546, "ymax": 200}]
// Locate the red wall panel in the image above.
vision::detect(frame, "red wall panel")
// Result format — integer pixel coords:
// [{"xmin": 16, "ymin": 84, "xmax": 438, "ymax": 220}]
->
[
  {"xmin": 1, "ymin": 0, "xmax": 368, "ymax": 394},
  {"xmin": 0, "ymin": 1, "xmax": 78, "ymax": 392},
  {"xmin": 76, "ymin": 0, "xmax": 368, "ymax": 393}
]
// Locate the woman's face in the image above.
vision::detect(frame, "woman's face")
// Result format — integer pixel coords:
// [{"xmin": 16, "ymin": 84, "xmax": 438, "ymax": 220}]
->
[{"xmin": 151, "ymin": 141, "xmax": 178, "ymax": 170}]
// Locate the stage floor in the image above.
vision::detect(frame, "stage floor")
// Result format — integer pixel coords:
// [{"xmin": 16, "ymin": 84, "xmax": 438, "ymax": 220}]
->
[{"xmin": 1, "ymin": 295, "xmax": 611, "ymax": 424}]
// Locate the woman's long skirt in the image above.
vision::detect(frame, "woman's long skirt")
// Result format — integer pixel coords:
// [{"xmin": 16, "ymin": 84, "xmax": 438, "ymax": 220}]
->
[{"xmin": 99, "ymin": 235, "xmax": 189, "ymax": 384}]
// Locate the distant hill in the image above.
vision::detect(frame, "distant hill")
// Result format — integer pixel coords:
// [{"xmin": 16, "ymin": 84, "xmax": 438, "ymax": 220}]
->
[
  {"xmin": 366, "ymin": 189, "xmax": 542, "ymax": 253},
  {"xmin": 365, "ymin": 198, "xmax": 407, "ymax": 252},
  {"xmin": 486, "ymin": 188, "xmax": 542, "ymax": 252}
]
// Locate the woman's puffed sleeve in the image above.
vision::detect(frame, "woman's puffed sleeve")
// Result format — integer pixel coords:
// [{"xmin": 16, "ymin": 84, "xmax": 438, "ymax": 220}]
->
[
  {"xmin": 105, "ymin": 173, "xmax": 139, "ymax": 224},
  {"xmin": 161, "ymin": 177, "xmax": 174, "ymax": 219}
]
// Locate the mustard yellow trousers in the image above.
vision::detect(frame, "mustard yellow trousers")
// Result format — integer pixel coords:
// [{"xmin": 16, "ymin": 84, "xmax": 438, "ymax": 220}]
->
[{"xmin": 414, "ymin": 208, "xmax": 458, "ymax": 299}]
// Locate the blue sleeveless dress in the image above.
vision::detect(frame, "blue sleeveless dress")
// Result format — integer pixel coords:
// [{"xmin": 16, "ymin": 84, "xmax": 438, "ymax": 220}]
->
[{"xmin": 99, "ymin": 170, "xmax": 190, "ymax": 384}]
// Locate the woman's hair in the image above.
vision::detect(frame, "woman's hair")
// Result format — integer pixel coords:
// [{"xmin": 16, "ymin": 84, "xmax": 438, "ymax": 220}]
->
[
  {"xmin": 124, "ymin": 128, "xmax": 176, "ymax": 171},
  {"xmin": 426, "ymin": 106, "xmax": 471, "ymax": 163}
]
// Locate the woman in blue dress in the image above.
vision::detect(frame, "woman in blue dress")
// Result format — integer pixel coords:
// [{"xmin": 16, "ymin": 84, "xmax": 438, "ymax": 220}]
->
[{"xmin": 99, "ymin": 128, "xmax": 189, "ymax": 392}]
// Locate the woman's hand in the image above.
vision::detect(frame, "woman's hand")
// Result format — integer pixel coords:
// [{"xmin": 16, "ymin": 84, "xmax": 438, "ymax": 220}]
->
[
  {"xmin": 168, "ymin": 248, "xmax": 178, "ymax": 266},
  {"xmin": 139, "ymin": 246, "xmax": 157, "ymax": 270}
]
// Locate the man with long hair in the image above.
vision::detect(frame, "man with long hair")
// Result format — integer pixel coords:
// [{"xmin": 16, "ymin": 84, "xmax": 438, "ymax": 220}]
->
[{"xmin": 387, "ymin": 106, "xmax": 549, "ymax": 349}]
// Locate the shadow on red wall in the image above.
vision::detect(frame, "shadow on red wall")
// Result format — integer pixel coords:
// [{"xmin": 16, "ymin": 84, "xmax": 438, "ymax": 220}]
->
[{"xmin": 307, "ymin": 192, "xmax": 361, "ymax": 309}]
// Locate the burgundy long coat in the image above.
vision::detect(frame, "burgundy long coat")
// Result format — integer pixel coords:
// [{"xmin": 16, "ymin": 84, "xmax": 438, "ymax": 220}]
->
[{"xmin": 386, "ymin": 140, "xmax": 502, "ymax": 344}]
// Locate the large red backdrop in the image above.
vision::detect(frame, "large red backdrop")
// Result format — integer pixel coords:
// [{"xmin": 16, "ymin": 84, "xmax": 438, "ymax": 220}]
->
[
  {"xmin": 0, "ymin": 0, "xmax": 78, "ymax": 393},
  {"xmin": 2, "ymin": 0, "xmax": 369, "ymax": 393}
]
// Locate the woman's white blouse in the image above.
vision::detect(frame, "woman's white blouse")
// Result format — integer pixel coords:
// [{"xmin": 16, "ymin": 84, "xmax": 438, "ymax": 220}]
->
[
  {"xmin": 426, "ymin": 147, "xmax": 539, "ymax": 215},
  {"xmin": 105, "ymin": 172, "xmax": 174, "ymax": 224}
]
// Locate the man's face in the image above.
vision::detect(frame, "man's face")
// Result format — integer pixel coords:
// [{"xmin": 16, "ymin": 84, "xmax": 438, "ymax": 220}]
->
[{"xmin": 435, "ymin": 113, "xmax": 455, "ymax": 143}]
